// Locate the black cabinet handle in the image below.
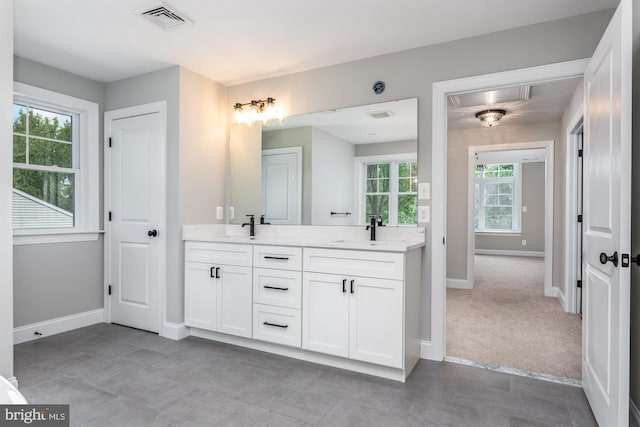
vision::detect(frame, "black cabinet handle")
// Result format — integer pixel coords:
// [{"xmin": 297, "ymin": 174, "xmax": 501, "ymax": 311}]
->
[
  {"xmin": 215, "ymin": 267, "xmax": 220, "ymax": 278},
  {"xmin": 350, "ymin": 279, "xmax": 355, "ymax": 294},
  {"xmin": 264, "ymin": 256, "xmax": 290, "ymax": 261},
  {"xmin": 599, "ymin": 251, "xmax": 618, "ymax": 267},
  {"xmin": 342, "ymin": 279, "xmax": 346, "ymax": 293},
  {"xmin": 210, "ymin": 267, "xmax": 215, "ymax": 278},
  {"xmin": 264, "ymin": 285, "xmax": 289, "ymax": 291},
  {"xmin": 263, "ymin": 321, "xmax": 288, "ymax": 329}
]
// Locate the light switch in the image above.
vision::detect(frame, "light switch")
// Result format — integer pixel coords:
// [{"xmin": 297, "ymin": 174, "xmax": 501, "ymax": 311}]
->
[
  {"xmin": 229, "ymin": 207, "xmax": 235, "ymax": 221},
  {"xmin": 216, "ymin": 206, "xmax": 224, "ymax": 220},
  {"xmin": 418, "ymin": 182, "xmax": 431, "ymax": 200},
  {"xmin": 522, "ymin": 239, "xmax": 527, "ymax": 246},
  {"xmin": 522, "ymin": 206, "xmax": 528, "ymax": 212},
  {"xmin": 418, "ymin": 206, "xmax": 430, "ymax": 223}
]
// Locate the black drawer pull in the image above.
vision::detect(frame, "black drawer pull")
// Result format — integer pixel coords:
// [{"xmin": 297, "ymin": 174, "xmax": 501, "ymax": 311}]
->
[
  {"xmin": 264, "ymin": 285, "xmax": 289, "ymax": 291},
  {"xmin": 264, "ymin": 256, "xmax": 290, "ymax": 261},
  {"xmin": 263, "ymin": 321, "xmax": 288, "ymax": 329}
]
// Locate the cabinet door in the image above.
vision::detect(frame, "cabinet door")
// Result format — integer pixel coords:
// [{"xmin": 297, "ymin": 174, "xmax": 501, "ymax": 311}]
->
[
  {"xmin": 349, "ymin": 277, "xmax": 403, "ymax": 368},
  {"xmin": 217, "ymin": 265, "xmax": 253, "ymax": 338},
  {"xmin": 302, "ymin": 272, "xmax": 350, "ymax": 357},
  {"xmin": 184, "ymin": 262, "xmax": 217, "ymax": 331}
]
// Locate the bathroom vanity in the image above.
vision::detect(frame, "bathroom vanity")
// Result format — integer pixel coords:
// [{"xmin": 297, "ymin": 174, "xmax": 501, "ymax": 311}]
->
[{"xmin": 183, "ymin": 224, "xmax": 425, "ymax": 382}]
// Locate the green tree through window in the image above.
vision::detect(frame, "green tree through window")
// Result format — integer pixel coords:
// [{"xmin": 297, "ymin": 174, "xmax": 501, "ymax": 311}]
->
[{"xmin": 13, "ymin": 103, "xmax": 75, "ymax": 227}]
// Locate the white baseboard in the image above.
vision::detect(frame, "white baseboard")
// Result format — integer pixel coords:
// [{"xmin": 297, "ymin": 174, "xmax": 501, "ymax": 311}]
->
[
  {"xmin": 630, "ymin": 398, "xmax": 640, "ymax": 427},
  {"xmin": 161, "ymin": 322, "xmax": 190, "ymax": 341},
  {"xmin": 475, "ymin": 249, "xmax": 544, "ymax": 257},
  {"xmin": 555, "ymin": 287, "xmax": 567, "ymax": 311},
  {"xmin": 13, "ymin": 309, "xmax": 104, "ymax": 345},
  {"xmin": 446, "ymin": 278, "xmax": 473, "ymax": 289},
  {"xmin": 420, "ymin": 340, "xmax": 442, "ymax": 361}
]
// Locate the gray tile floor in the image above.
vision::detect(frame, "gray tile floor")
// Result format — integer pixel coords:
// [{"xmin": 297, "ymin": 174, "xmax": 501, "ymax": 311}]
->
[{"xmin": 14, "ymin": 324, "xmax": 597, "ymax": 426}]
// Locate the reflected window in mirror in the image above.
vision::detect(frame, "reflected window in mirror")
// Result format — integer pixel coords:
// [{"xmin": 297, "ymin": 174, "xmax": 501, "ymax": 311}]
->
[{"xmin": 358, "ymin": 155, "xmax": 418, "ymax": 226}]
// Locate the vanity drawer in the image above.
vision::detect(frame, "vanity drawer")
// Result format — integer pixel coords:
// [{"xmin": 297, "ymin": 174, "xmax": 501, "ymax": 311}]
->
[
  {"xmin": 303, "ymin": 248, "xmax": 404, "ymax": 280},
  {"xmin": 253, "ymin": 245, "xmax": 302, "ymax": 271},
  {"xmin": 185, "ymin": 241, "xmax": 252, "ymax": 267},
  {"xmin": 253, "ymin": 268, "xmax": 302, "ymax": 309},
  {"xmin": 253, "ymin": 304, "xmax": 301, "ymax": 348}
]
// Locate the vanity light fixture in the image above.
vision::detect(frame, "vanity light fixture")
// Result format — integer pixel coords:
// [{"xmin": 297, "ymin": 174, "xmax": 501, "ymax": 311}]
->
[
  {"xmin": 475, "ymin": 109, "xmax": 506, "ymax": 127},
  {"xmin": 234, "ymin": 97, "xmax": 285, "ymax": 125}
]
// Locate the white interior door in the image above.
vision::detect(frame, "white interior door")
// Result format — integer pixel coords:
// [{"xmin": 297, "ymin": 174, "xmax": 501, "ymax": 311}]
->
[
  {"xmin": 581, "ymin": 1, "xmax": 631, "ymax": 425},
  {"xmin": 262, "ymin": 148, "xmax": 301, "ymax": 224},
  {"xmin": 108, "ymin": 112, "xmax": 163, "ymax": 333}
]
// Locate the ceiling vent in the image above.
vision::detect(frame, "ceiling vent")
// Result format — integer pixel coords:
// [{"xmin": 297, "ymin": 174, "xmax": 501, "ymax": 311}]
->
[
  {"xmin": 135, "ymin": 2, "xmax": 194, "ymax": 31},
  {"xmin": 368, "ymin": 111, "xmax": 394, "ymax": 119}
]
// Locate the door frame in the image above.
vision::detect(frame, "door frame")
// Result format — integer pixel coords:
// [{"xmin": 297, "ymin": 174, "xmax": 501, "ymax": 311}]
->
[
  {"xmin": 427, "ymin": 59, "xmax": 589, "ymax": 360},
  {"xmin": 466, "ymin": 141, "xmax": 554, "ymax": 297},
  {"xmin": 103, "ymin": 101, "xmax": 167, "ymax": 335},
  {"xmin": 261, "ymin": 146, "xmax": 303, "ymax": 225},
  {"xmin": 563, "ymin": 110, "xmax": 584, "ymax": 314}
]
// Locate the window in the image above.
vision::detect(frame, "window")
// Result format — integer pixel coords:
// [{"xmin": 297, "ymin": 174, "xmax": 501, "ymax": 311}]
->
[
  {"xmin": 359, "ymin": 155, "xmax": 418, "ymax": 225},
  {"xmin": 474, "ymin": 163, "xmax": 521, "ymax": 232},
  {"xmin": 12, "ymin": 83, "xmax": 99, "ymax": 244}
]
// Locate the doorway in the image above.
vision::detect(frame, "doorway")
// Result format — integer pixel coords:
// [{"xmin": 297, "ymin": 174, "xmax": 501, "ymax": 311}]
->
[{"xmin": 104, "ymin": 101, "xmax": 167, "ymax": 333}]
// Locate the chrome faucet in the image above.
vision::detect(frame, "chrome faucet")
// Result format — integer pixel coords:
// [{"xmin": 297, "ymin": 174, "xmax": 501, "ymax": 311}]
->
[
  {"xmin": 365, "ymin": 216, "xmax": 376, "ymax": 241},
  {"xmin": 242, "ymin": 214, "xmax": 255, "ymax": 237}
]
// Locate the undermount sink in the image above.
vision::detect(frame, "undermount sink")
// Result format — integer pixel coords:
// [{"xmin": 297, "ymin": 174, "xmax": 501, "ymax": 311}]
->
[{"xmin": 330, "ymin": 239, "xmax": 398, "ymax": 247}]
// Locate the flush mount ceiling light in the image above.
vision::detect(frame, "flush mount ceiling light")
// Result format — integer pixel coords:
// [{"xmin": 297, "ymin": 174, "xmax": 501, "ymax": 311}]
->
[
  {"xmin": 475, "ymin": 109, "xmax": 506, "ymax": 127},
  {"xmin": 234, "ymin": 98, "xmax": 285, "ymax": 125}
]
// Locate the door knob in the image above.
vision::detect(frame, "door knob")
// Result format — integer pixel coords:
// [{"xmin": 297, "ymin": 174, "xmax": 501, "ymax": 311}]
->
[
  {"xmin": 631, "ymin": 254, "xmax": 640, "ymax": 267},
  {"xmin": 599, "ymin": 251, "xmax": 618, "ymax": 267},
  {"xmin": 148, "ymin": 229, "xmax": 158, "ymax": 237}
]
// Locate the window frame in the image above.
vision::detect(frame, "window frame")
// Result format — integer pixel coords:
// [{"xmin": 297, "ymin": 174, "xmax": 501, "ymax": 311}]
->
[
  {"xmin": 474, "ymin": 162, "xmax": 522, "ymax": 233},
  {"xmin": 355, "ymin": 153, "xmax": 418, "ymax": 226},
  {"xmin": 12, "ymin": 82, "xmax": 99, "ymax": 245}
]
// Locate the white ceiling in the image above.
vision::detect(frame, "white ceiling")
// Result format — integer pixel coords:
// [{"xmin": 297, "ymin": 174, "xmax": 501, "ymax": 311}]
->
[
  {"xmin": 14, "ymin": 0, "xmax": 617, "ymax": 85},
  {"xmin": 447, "ymin": 78, "xmax": 582, "ymax": 130},
  {"xmin": 264, "ymin": 98, "xmax": 417, "ymax": 145}
]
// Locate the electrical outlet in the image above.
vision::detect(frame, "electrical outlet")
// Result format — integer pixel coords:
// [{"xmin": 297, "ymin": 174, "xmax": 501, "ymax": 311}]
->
[
  {"xmin": 522, "ymin": 206, "xmax": 528, "ymax": 212},
  {"xmin": 216, "ymin": 206, "xmax": 224, "ymax": 220},
  {"xmin": 418, "ymin": 182, "xmax": 431, "ymax": 200},
  {"xmin": 418, "ymin": 206, "xmax": 430, "ymax": 223},
  {"xmin": 522, "ymin": 239, "xmax": 527, "ymax": 246}
]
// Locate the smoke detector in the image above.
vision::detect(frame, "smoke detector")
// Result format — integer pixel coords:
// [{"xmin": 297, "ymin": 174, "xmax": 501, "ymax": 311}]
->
[{"xmin": 134, "ymin": 1, "xmax": 194, "ymax": 31}]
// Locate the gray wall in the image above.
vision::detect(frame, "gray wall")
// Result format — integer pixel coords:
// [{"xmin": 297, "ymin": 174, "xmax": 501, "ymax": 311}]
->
[
  {"xmin": 354, "ymin": 140, "xmax": 416, "ymax": 157},
  {"xmin": 630, "ymin": 0, "xmax": 640, "ymax": 419},
  {"xmin": 446, "ymin": 123, "xmax": 561, "ymax": 281},
  {"xmin": 475, "ymin": 162, "xmax": 545, "ymax": 252},
  {"xmin": 262, "ymin": 127, "xmax": 313, "ymax": 224},
  {"xmin": 1, "ymin": 0, "xmax": 13, "ymax": 380},
  {"xmin": 228, "ymin": 9, "xmax": 613, "ymax": 340},
  {"xmin": 12, "ymin": 57, "xmax": 106, "ymax": 327}
]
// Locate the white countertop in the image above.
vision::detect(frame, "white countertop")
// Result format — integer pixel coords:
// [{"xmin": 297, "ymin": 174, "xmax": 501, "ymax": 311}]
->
[{"xmin": 183, "ymin": 224, "xmax": 426, "ymax": 253}]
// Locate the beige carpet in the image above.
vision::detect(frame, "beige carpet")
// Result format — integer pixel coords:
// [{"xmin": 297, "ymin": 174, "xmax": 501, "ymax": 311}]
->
[{"xmin": 446, "ymin": 255, "xmax": 582, "ymax": 379}]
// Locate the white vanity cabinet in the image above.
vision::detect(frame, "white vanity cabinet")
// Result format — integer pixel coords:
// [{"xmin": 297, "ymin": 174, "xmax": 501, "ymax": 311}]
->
[
  {"xmin": 184, "ymin": 242, "xmax": 253, "ymax": 338},
  {"xmin": 252, "ymin": 245, "xmax": 303, "ymax": 347},
  {"xmin": 303, "ymin": 249, "xmax": 404, "ymax": 368}
]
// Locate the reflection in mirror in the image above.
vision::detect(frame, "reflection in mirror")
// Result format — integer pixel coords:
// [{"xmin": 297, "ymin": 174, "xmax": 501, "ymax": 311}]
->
[{"xmin": 228, "ymin": 98, "xmax": 418, "ymax": 226}]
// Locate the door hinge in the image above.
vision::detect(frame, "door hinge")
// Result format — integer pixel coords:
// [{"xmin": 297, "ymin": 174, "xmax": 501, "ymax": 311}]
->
[
  {"xmin": 108, "ymin": 211, "xmax": 112, "ymax": 221},
  {"xmin": 443, "ymin": 237, "xmax": 446, "ymax": 245},
  {"xmin": 109, "ymin": 137, "xmax": 112, "ymax": 148},
  {"xmin": 108, "ymin": 285, "xmax": 112, "ymax": 295},
  {"xmin": 577, "ymin": 214, "xmax": 582, "ymax": 223},
  {"xmin": 578, "ymin": 149, "xmax": 583, "ymax": 157},
  {"xmin": 577, "ymin": 280, "xmax": 582, "ymax": 289}
]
